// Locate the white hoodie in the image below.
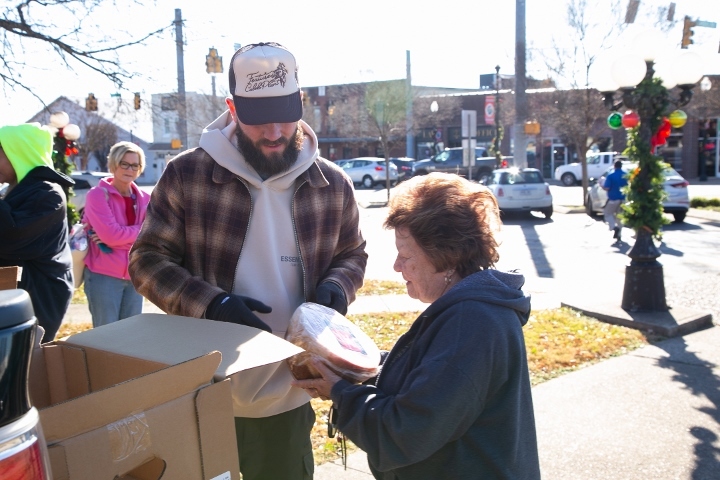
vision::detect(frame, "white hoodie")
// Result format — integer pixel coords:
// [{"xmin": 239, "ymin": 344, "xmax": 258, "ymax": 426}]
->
[{"xmin": 199, "ymin": 111, "xmax": 319, "ymax": 417}]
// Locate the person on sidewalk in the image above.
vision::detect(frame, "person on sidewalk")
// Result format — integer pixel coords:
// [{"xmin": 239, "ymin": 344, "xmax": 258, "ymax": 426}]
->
[
  {"xmin": 82, "ymin": 141, "xmax": 150, "ymax": 328},
  {"xmin": 603, "ymin": 160, "xmax": 628, "ymax": 242},
  {"xmin": 128, "ymin": 42, "xmax": 367, "ymax": 480},
  {"xmin": 294, "ymin": 173, "xmax": 540, "ymax": 480},
  {"xmin": 0, "ymin": 123, "xmax": 74, "ymax": 342}
]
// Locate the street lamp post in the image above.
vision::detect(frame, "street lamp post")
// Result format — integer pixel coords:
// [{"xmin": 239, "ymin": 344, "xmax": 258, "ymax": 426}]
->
[
  {"xmin": 430, "ymin": 100, "xmax": 439, "ymax": 156},
  {"xmin": 594, "ymin": 34, "xmax": 703, "ymax": 312},
  {"xmin": 46, "ymin": 111, "xmax": 81, "ymax": 224},
  {"xmin": 494, "ymin": 65, "xmax": 502, "ymax": 168},
  {"xmin": 699, "ymin": 76, "xmax": 713, "ymax": 182}
]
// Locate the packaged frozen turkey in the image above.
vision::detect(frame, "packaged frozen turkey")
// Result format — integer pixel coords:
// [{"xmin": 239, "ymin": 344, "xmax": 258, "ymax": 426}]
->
[{"xmin": 286, "ymin": 302, "xmax": 381, "ymax": 383}]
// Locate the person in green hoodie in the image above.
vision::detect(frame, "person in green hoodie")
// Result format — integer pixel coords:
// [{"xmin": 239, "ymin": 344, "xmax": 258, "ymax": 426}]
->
[{"xmin": 0, "ymin": 122, "xmax": 75, "ymax": 342}]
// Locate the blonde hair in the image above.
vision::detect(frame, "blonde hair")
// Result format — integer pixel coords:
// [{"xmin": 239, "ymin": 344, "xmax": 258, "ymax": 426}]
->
[{"xmin": 107, "ymin": 141, "xmax": 145, "ymax": 173}]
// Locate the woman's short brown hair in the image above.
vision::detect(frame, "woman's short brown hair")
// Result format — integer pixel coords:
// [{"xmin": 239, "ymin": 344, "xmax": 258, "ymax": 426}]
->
[
  {"xmin": 384, "ymin": 172, "xmax": 501, "ymax": 278},
  {"xmin": 107, "ymin": 141, "xmax": 146, "ymax": 174}
]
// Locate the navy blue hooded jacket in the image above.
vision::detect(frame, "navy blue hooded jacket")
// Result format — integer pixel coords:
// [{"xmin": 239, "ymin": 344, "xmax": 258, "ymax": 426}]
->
[{"xmin": 331, "ymin": 269, "xmax": 540, "ymax": 479}]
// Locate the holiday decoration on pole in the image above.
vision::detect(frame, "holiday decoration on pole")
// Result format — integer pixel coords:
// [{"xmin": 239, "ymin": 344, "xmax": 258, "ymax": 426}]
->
[
  {"xmin": 668, "ymin": 109, "xmax": 687, "ymax": 128},
  {"xmin": 621, "ymin": 110, "xmax": 640, "ymax": 129},
  {"xmin": 607, "ymin": 111, "xmax": 623, "ymax": 129},
  {"xmin": 650, "ymin": 117, "xmax": 672, "ymax": 149},
  {"xmin": 46, "ymin": 111, "xmax": 81, "ymax": 226}
]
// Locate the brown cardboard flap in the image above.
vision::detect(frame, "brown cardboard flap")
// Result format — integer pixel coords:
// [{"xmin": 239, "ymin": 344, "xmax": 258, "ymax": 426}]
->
[
  {"xmin": 195, "ymin": 380, "xmax": 239, "ymax": 480},
  {"xmin": 41, "ymin": 351, "xmax": 222, "ymax": 443},
  {"xmin": 47, "ymin": 445, "xmax": 69, "ymax": 480},
  {"xmin": 64, "ymin": 314, "xmax": 304, "ymax": 378},
  {"xmin": 43, "ymin": 344, "xmax": 90, "ymax": 405},
  {"xmin": 0, "ymin": 266, "xmax": 19, "ymax": 290}
]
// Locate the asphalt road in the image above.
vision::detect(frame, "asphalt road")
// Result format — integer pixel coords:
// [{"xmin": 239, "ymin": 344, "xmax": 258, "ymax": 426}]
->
[{"xmin": 354, "ymin": 184, "xmax": 720, "ymax": 314}]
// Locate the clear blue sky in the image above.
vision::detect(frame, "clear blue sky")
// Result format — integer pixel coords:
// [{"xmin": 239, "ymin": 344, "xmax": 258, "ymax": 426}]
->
[{"xmin": 1, "ymin": 0, "xmax": 718, "ymax": 127}]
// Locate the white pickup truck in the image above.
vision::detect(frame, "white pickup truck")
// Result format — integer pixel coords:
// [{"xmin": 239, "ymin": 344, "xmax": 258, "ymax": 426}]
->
[{"xmin": 554, "ymin": 152, "xmax": 627, "ymax": 186}]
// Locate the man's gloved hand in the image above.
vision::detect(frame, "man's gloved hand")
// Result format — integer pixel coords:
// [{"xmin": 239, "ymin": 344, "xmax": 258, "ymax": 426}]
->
[
  {"xmin": 315, "ymin": 282, "xmax": 348, "ymax": 315},
  {"xmin": 206, "ymin": 293, "xmax": 272, "ymax": 333}
]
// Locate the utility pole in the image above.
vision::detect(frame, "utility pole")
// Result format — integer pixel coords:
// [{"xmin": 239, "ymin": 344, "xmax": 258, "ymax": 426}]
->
[
  {"xmin": 174, "ymin": 9, "xmax": 188, "ymax": 150},
  {"xmin": 514, "ymin": 0, "xmax": 528, "ymax": 168},
  {"xmin": 406, "ymin": 50, "xmax": 414, "ymax": 159}
]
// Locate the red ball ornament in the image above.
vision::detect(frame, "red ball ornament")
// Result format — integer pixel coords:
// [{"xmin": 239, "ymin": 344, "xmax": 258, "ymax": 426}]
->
[
  {"xmin": 621, "ymin": 111, "xmax": 640, "ymax": 129},
  {"xmin": 651, "ymin": 117, "xmax": 672, "ymax": 148}
]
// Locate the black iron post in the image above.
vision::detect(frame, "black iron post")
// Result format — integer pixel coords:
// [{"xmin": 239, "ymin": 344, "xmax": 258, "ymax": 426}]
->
[
  {"xmin": 601, "ymin": 61, "xmax": 698, "ymax": 312},
  {"xmin": 700, "ymin": 120, "xmax": 709, "ymax": 181},
  {"xmin": 494, "ymin": 65, "xmax": 501, "ymax": 168}
]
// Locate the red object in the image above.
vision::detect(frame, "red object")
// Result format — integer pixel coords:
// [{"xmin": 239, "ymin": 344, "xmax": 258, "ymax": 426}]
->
[
  {"xmin": 651, "ymin": 117, "xmax": 672, "ymax": 148},
  {"xmin": 501, "ymin": 159, "xmax": 508, "ymax": 168},
  {"xmin": 622, "ymin": 111, "xmax": 640, "ymax": 129}
]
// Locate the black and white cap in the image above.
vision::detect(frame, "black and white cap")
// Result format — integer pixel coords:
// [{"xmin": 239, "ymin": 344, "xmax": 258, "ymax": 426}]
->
[{"xmin": 229, "ymin": 42, "xmax": 302, "ymax": 125}]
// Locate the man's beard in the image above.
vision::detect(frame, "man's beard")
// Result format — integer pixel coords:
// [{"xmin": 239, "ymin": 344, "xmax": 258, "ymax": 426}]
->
[{"xmin": 235, "ymin": 125, "xmax": 304, "ymax": 179}]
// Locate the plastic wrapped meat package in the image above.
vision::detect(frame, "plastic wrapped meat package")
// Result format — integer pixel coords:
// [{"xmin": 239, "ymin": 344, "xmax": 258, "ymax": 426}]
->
[{"xmin": 286, "ymin": 302, "xmax": 381, "ymax": 383}]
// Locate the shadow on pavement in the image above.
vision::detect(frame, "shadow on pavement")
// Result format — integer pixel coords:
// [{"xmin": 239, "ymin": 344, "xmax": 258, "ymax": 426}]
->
[{"xmin": 654, "ymin": 335, "xmax": 720, "ymax": 478}]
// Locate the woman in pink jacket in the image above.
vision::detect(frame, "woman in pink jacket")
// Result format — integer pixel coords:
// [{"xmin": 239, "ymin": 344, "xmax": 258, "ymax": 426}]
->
[{"xmin": 82, "ymin": 141, "xmax": 151, "ymax": 327}]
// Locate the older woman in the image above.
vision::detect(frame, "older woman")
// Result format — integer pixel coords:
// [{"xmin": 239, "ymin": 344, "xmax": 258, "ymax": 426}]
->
[
  {"xmin": 294, "ymin": 172, "xmax": 540, "ymax": 479},
  {"xmin": 82, "ymin": 141, "xmax": 150, "ymax": 327}
]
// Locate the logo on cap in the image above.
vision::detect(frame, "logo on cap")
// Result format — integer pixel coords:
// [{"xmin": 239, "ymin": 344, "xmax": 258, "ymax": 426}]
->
[{"xmin": 246, "ymin": 63, "xmax": 289, "ymax": 93}]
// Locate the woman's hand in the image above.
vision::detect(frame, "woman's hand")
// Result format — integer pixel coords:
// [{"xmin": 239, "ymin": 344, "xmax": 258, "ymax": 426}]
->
[{"xmin": 291, "ymin": 358, "xmax": 342, "ymax": 401}]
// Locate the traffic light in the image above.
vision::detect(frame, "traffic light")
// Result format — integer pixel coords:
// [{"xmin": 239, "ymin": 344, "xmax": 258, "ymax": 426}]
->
[
  {"xmin": 205, "ymin": 47, "xmax": 223, "ymax": 74},
  {"xmin": 85, "ymin": 93, "xmax": 98, "ymax": 111},
  {"xmin": 681, "ymin": 16, "xmax": 696, "ymax": 48},
  {"xmin": 134, "ymin": 93, "xmax": 141, "ymax": 110}
]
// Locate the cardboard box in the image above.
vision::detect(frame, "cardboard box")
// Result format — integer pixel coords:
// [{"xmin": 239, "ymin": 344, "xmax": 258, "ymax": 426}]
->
[
  {"xmin": 0, "ymin": 266, "xmax": 19, "ymax": 290},
  {"xmin": 31, "ymin": 314, "xmax": 303, "ymax": 480}
]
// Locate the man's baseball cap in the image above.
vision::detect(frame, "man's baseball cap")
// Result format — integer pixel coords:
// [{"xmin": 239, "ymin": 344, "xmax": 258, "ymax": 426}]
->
[{"xmin": 229, "ymin": 42, "xmax": 303, "ymax": 125}]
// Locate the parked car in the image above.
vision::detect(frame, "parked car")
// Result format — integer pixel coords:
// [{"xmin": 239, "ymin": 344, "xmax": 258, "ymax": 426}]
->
[
  {"xmin": 584, "ymin": 162, "xmax": 690, "ymax": 223},
  {"xmin": 389, "ymin": 157, "xmax": 415, "ymax": 182},
  {"xmin": 0, "ymin": 289, "xmax": 52, "ymax": 479},
  {"xmin": 70, "ymin": 171, "xmax": 112, "ymax": 216},
  {"xmin": 485, "ymin": 167, "xmax": 553, "ymax": 218},
  {"xmin": 335, "ymin": 157, "xmax": 398, "ymax": 189},
  {"xmin": 554, "ymin": 152, "xmax": 628, "ymax": 186},
  {"xmin": 412, "ymin": 147, "xmax": 496, "ymax": 183}
]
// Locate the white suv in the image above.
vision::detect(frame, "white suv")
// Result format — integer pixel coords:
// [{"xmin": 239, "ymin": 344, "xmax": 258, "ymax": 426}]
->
[{"xmin": 554, "ymin": 152, "xmax": 627, "ymax": 186}]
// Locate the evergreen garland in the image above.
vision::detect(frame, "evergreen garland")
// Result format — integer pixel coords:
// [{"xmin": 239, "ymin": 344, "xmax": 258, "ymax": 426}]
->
[
  {"xmin": 489, "ymin": 125, "xmax": 504, "ymax": 167},
  {"xmin": 52, "ymin": 133, "xmax": 80, "ymax": 226},
  {"xmin": 618, "ymin": 77, "xmax": 670, "ymax": 240}
]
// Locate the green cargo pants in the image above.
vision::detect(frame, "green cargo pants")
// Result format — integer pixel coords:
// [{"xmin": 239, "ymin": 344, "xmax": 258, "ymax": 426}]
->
[{"xmin": 234, "ymin": 402, "xmax": 315, "ymax": 480}]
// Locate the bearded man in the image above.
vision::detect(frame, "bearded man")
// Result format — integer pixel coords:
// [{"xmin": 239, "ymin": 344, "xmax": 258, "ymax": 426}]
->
[{"xmin": 129, "ymin": 42, "xmax": 367, "ymax": 480}]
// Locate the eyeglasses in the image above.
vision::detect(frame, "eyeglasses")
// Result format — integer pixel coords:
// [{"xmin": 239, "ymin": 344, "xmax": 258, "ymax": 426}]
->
[{"xmin": 118, "ymin": 161, "xmax": 141, "ymax": 171}]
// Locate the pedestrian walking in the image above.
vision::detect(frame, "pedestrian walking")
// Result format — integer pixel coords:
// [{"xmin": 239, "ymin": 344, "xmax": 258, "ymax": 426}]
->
[
  {"xmin": 603, "ymin": 160, "xmax": 628, "ymax": 242},
  {"xmin": 128, "ymin": 42, "xmax": 367, "ymax": 480}
]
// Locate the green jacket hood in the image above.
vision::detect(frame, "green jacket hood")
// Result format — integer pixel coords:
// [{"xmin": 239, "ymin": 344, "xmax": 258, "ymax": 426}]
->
[{"xmin": 0, "ymin": 123, "xmax": 54, "ymax": 183}]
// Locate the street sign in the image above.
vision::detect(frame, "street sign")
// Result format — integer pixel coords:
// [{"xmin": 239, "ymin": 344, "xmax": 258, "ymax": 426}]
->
[
  {"xmin": 461, "ymin": 110, "xmax": 477, "ymax": 139},
  {"xmin": 695, "ymin": 20, "xmax": 717, "ymax": 28},
  {"xmin": 462, "ymin": 138, "xmax": 477, "ymax": 167}
]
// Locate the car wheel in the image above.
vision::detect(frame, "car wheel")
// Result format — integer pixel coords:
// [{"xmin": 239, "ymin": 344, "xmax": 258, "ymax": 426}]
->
[
  {"xmin": 673, "ymin": 211, "xmax": 686, "ymax": 223},
  {"xmin": 585, "ymin": 195, "xmax": 598, "ymax": 218},
  {"xmin": 541, "ymin": 206, "xmax": 553, "ymax": 219},
  {"xmin": 561, "ymin": 172, "xmax": 577, "ymax": 186},
  {"xmin": 361, "ymin": 175, "xmax": 374, "ymax": 189}
]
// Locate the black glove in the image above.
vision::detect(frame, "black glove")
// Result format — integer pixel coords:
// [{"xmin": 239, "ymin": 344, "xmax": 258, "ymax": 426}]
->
[
  {"xmin": 206, "ymin": 293, "xmax": 272, "ymax": 333},
  {"xmin": 315, "ymin": 282, "xmax": 348, "ymax": 315}
]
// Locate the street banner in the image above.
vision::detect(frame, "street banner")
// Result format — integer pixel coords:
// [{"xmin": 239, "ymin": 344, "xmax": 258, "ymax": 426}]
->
[{"xmin": 484, "ymin": 96, "xmax": 495, "ymax": 124}]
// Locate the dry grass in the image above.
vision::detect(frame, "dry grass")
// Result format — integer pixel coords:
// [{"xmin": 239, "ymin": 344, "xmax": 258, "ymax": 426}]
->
[
  {"xmin": 58, "ymin": 287, "xmax": 653, "ymax": 467},
  {"xmin": 356, "ymin": 279, "xmax": 407, "ymax": 296}
]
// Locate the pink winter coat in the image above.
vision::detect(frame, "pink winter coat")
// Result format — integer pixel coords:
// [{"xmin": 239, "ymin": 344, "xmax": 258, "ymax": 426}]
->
[{"xmin": 82, "ymin": 177, "xmax": 151, "ymax": 280}]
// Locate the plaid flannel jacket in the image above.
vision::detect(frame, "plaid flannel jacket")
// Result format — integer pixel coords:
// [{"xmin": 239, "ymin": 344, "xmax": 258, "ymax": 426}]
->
[{"xmin": 128, "ymin": 148, "xmax": 367, "ymax": 319}]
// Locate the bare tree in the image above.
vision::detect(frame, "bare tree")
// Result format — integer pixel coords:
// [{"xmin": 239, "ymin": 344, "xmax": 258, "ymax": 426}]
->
[
  {"xmin": 0, "ymin": 0, "xmax": 171, "ymax": 105},
  {"xmin": 78, "ymin": 118, "xmax": 118, "ymax": 171},
  {"xmin": 540, "ymin": 0, "xmax": 625, "ymax": 198}
]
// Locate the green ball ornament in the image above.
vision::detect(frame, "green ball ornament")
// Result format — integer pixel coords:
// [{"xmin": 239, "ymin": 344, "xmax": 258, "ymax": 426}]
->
[{"xmin": 607, "ymin": 112, "xmax": 622, "ymax": 129}]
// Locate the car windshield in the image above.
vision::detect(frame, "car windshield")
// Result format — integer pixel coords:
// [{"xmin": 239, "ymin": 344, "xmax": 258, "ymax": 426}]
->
[{"xmin": 496, "ymin": 170, "xmax": 544, "ymax": 185}]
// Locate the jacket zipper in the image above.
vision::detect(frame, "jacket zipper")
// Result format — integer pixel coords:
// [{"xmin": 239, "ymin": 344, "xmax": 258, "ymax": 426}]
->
[
  {"xmin": 230, "ymin": 178, "xmax": 254, "ymax": 293},
  {"xmin": 290, "ymin": 179, "xmax": 308, "ymax": 301}
]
